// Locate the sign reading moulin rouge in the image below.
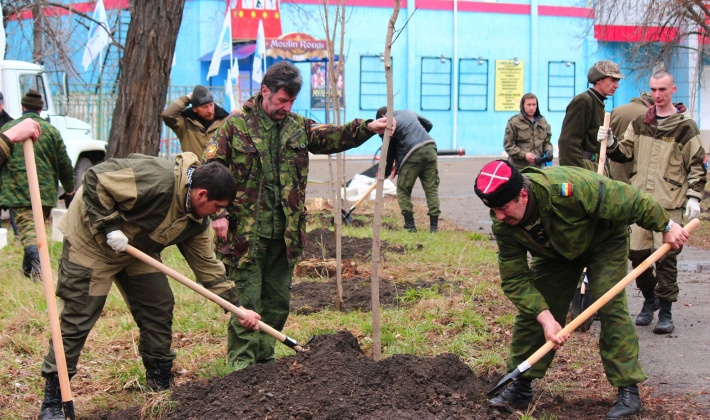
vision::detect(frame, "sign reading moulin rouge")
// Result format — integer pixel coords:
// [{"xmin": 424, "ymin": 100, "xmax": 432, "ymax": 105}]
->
[{"xmin": 267, "ymin": 33, "xmax": 329, "ymax": 61}]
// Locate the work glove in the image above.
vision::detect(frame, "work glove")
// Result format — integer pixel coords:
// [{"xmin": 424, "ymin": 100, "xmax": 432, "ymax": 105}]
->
[
  {"xmin": 596, "ymin": 126, "xmax": 615, "ymax": 147},
  {"xmin": 106, "ymin": 230, "xmax": 128, "ymax": 252},
  {"xmin": 685, "ymin": 197, "xmax": 701, "ymax": 219},
  {"xmin": 534, "ymin": 152, "xmax": 552, "ymax": 166}
]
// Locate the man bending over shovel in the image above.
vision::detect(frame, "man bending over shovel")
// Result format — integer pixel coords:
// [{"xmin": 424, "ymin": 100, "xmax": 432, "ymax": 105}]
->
[
  {"xmin": 37, "ymin": 153, "xmax": 260, "ymax": 420},
  {"xmin": 474, "ymin": 160, "xmax": 689, "ymax": 419}
]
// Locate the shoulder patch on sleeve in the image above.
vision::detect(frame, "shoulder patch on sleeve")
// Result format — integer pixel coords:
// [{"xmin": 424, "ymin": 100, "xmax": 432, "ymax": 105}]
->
[
  {"xmin": 559, "ymin": 183, "xmax": 573, "ymax": 197},
  {"xmin": 703, "ymin": 155, "xmax": 708, "ymax": 171},
  {"xmin": 204, "ymin": 141, "xmax": 218, "ymax": 159}
]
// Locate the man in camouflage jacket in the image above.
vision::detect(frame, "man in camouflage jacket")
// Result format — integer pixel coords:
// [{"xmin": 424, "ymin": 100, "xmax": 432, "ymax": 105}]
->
[
  {"xmin": 0, "ymin": 89, "xmax": 75, "ymax": 279},
  {"xmin": 602, "ymin": 70, "xmax": 707, "ymax": 334},
  {"xmin": 474, "ymin": 160, "xmax": 689, "ymax": 419},
  {"xmin": 36, "ymin": 153, "xmax": 260, "ymax": 420},
  {"xmin": 204, "ymin": 61, "xmax": 391, "ymax": 369}
]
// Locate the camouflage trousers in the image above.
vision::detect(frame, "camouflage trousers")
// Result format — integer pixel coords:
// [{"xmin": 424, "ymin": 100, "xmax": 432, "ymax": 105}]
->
[
  {"xmin": 396, "ymin": 143, "xmax": 441, "ymax": 217},
  {"xmin": 226, "ymin": 236, "xmax": 292, "ymax": 369},
  {"xmin": 41, "ymin": 240, "xmax": 176, "ymax": 378},
  {"xmin": 508, "ymin": 234, "xmax": 647, "ymax": 387},
  {"xmin": 12, "ymin": 206, "xmax": 51, "ymax": 246},
  {"xmin": 629, "ymin": 208, "xmax": 684, "ymax": 302}
]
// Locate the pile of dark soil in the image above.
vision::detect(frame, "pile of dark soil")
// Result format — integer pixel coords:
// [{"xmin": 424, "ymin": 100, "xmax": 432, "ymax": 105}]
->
[
  {"xmin": 302, "ymin": 228, "xmax": 405, "ymax": 260},
  {"xmin": 85, "ymin": 331, "xmax": 704, "ymax": 419},
  {"xmin": 291, "ymin": 276, "xmax": 450, "ymax": 314}
]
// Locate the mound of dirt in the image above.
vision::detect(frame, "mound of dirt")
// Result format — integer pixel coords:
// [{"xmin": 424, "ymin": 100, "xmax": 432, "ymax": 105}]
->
[{"xmin": 84, "ymin": 331, "xmax": 705, "ymax": 419}]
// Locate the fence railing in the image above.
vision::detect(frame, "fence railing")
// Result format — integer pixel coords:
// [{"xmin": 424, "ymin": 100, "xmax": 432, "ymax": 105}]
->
[{"xmin": 54, "ymin": 85, "xmax": 258, "ymax": 159}]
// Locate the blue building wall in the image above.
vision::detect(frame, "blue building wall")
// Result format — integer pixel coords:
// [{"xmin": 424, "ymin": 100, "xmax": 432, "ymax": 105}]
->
[{"xmin": 2, "ymin": 0, "xmax": 698, "ymax": 156}]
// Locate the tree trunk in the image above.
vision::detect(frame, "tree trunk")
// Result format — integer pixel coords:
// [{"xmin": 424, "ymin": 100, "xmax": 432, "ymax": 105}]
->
[{"xmin": 106, "ymin": 0, "xmax": 185, "ymax": 158}]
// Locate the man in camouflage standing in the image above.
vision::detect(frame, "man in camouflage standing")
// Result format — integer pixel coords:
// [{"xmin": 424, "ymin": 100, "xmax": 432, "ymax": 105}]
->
[
  {"xmin": 474, "ymin": 160, "xmax": 689, "ymax": 419},
  {"xmin": 558, "ymin": 60, "xmax": 624, "ymax": 174},
  {"xmin": 204, "ymin": 61, "xmax": 392, "ymax": 369},
  {"xmin": 600, "ymin": 70, "xmax": 707, "ymax": 334},
  {"xmin": 608, "ymin": 92, "xmax": 653, "ymax": 184},
  {"xmin": 0, "ymin": 89, "xmax": 75, "ymax": 278}
]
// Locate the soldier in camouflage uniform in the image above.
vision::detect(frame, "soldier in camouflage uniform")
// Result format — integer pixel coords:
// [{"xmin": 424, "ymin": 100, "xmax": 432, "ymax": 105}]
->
[
  {"xmin": 204, "ymin": 61, "xmax": 391, "ymax": 369},
  {"xmin": 474, "ymin": 160, "xmax": 690, "ymax": 419},
  {"xmin": 0, "ymin": 90, "xmax": 75, "ymax": 279},
  {"xmin": 36, "ymin": 154, "xmax": 260, "ymax": 420},
  {"xmin": 558, "ymin": 60, "xmax": 625, "ymax": 174}
]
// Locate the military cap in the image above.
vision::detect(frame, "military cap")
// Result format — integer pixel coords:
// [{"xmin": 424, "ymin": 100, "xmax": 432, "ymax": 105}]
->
[
  {"xmin": 474, "ymin": 160, "xmax": 524, "ymax": 208},
  {"xmin": 587, "ymin": 60, "xmax": 625, "ymax": 84}
]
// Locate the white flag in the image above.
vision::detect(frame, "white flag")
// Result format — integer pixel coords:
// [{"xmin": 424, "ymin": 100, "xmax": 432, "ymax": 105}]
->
[
  {"xmin": 230, "ymin": 58, "xmax": 242, "ymax": 110},
  {"xmin": 82, "ymin": 0, "xmax": 111, "ymax": 71},
  {"xmin": 0, "ymin": 1, "xmax": 6, "ymax": 60},
  {"xmin": 207, "ymin": 9, "xmax": 232, "ymax": 80},
  {"xmin": 251, "ymin": 20, "xmax": 266, "ymax": 85}
]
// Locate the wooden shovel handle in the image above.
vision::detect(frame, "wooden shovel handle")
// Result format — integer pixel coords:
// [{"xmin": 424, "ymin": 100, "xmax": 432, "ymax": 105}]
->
[
  {"xmin": 124, "ymin": 245, "xmax": 304, "ymax": 352},
  {"xmin": 23, "ymin": 140, "xmax": 74, "ymax": 405},
  {"xmin": 597, "ymin": 112, "xmax": 611, "ymax": 175},
  {"xmin": 350, "ymin": 182, "xmax": 378, "ymax": 210},
  {"xmin": 524, "ymin": 218, "xmax": 700, "ymax": 368}
]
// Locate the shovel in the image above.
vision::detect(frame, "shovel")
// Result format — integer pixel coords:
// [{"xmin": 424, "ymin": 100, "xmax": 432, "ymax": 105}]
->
[
  {"xmin": 24, "ymin": 140, "xmax": 76, "ymax": 419},
  {"xmin": 341, "ymin": 182, "xmax": 378, "ymax": 225},
  {"xmin": 487, "ymin": 217, "xmax": 700, "ymax": 398},
  {"xmin": 124, "ymin": 245, "xmax": 308, "ymax": 352},
  {"xmin": 597, "ymin": 112, "xmax": 611, "ymax": 175}
]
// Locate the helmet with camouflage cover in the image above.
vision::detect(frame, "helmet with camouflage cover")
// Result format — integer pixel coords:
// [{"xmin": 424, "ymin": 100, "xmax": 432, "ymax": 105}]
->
[{"xmin": 587, "ymin": 60, "xmax": 625, "ymax": 84}]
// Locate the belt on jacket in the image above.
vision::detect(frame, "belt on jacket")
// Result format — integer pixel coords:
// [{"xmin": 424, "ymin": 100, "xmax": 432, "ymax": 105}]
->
[{"xmin": 582, "ymin": 151, "xmax": 597, "ymax": 162}]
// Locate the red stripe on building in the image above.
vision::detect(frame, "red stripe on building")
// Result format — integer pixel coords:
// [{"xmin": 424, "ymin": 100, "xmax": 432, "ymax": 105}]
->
[
  {"xmin": 538, "ymin": 5, "xmax": 592, "ymax": 18},
  {"xmin": 417, "ymin": 0, "xmax": 529, "ymax": 14},
  {"xmin": 286, "ymin": 0, "xmax": 407, "ymax": 7},
  {"xmin": 9, "ymin": 0, "xmax": 129, "ymax": 21},
  {"xmin": 594, "ymin": 25, "xmax": 678, "ymax": 43}
]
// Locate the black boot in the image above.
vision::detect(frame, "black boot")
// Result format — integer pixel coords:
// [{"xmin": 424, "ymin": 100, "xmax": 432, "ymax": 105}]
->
[
  {"xmin": 402, "ymin": 212, "xmax": 417, "ymax": 232},
  {"xmin": 429, "ymin": 215, "xmax": 439, "ymax": 233},
  {"xmin": 39, "ymin": 374, "xmax": 64, "ymax": 420},
  {"xmin": 635, "ymin": 298, "xmax": 659, "ymax": 326},
  {"xmin": 146, "ymin": 361, "xmax": 174, "ymax": 391},
  {"xmin": 489, "ymin": 378, "xmax": 533, "ymax": 409},
  {"xmin": 653, "ymin": 300, "xmax": 674, "ymax": 334},
  {"xmin": 22, "ymin": 245, "xmax": 41, "ymax": 280},
  {"xmin": 605, "ymin": 384, "xmax": 642, "ymax": 419}
]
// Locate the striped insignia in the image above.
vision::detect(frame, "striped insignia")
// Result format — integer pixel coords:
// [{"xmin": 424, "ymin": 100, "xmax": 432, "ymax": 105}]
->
[
  {"xmin": 703, "ymin": 155, "xmax": 708, "ymax": 171},
  {"xmin": 560, "ymin": 183, "xmax": 573, "ymax": 197}
]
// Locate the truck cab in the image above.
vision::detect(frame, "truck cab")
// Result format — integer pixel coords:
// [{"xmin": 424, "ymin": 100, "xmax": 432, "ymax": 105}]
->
[{"xmin": 0, "ymin": 60, "xmax": 107, "ymax": 186}]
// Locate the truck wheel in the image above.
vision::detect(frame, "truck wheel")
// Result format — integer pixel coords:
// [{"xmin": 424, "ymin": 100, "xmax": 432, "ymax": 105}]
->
[{"xmin": 74, "ymin": 157, "xmax": 94, "ymax": 188}]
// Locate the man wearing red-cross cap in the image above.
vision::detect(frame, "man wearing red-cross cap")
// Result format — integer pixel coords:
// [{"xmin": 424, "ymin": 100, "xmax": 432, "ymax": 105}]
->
[{"xmin": 475, "ymin": 160, "xmax": 689, "ymax": 419}]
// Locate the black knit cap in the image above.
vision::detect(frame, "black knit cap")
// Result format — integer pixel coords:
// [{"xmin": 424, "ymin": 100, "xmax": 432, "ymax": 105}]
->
[
  {"xmin": 21, "ymin": 89, "xmax": 44, "ymax": 110},
  {"xmin": 191, "ymin": 85, "xmax": 214, "ymax": 107},
  {"xmin": 474, "ymin": 160, "xmax": 524, "ymax": 208}
]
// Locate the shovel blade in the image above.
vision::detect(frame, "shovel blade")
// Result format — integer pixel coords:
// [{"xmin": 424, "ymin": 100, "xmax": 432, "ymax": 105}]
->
[
  {"xmin": 63, "ymin": 400, "xmax": 76, "ymax": 420},
  {"xmin": 341, "ymin": 208, "xmax": 354, "ymax": 225},
  {"xmin": 486, "ymin": 367, "xmax": 522, "ymax": 398}
]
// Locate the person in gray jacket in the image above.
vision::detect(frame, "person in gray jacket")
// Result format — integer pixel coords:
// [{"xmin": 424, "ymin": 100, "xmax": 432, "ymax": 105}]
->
[
  {"xmin": 503, "ymin": 93, "xmax": 553, "ymax": 169},
  {"xmin": 376, "ymin": 107, "xmax": 440, "ymax": 232}
]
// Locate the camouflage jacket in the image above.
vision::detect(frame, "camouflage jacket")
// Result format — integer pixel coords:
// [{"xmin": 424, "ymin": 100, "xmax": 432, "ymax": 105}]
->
[
  {"xmin": 0, "ymin": 112, "xmax": 75, "ymax": 207},
  {"xmin": 610, "ymin": 104, "xmax": 707, "ymax": 210},
  {"xmin": 59, "ymin": 153, "xmax": 235, "ymax": 296},
  {"xmin": 492, "ymin": 166, "xmax": 670, "ymax": 318},
  {"xmin": 204, "ymin": 93, "xmax": 377, "ymax": 268},
  {"xmin": 503, "ymin": 113, "xmax": 552, "ymax": 169}
]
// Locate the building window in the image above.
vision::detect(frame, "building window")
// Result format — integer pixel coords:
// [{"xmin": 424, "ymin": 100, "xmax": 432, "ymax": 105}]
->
[
  {"xmin": 548, "ymin": 61, "xmax": 576, "ymax": 112},
  {"xmin": 359, "ymin": 55, "xmax": 389, "ymax": 110},
  {"xmin": 458, "ymin": 58, "xmax": 488, "ymax": 111},
  {"xmin": 421, "ymin": 56, "xmax": 451, "ymax": 110}
]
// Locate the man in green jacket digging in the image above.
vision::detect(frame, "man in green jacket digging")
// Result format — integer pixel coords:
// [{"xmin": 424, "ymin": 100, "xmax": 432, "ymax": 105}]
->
[{"xmin": 475, "ymin": 160, "xmax": 689, "ymax": 419}]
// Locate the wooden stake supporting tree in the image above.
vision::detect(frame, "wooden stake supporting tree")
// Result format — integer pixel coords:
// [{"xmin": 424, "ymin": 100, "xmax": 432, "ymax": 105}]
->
[
  {"xmin": 370, "ymin": 1, "xmax": 400, "ymax": 361},
  {"xmin": 322, "ymin": 0, "xmax": 348, "ymax": 310}
]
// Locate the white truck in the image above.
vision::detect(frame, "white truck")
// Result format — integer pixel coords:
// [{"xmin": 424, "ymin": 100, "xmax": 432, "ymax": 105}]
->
[{"xmin": 0, "ymin": 59, "xmax": 107, "ymax": 186}]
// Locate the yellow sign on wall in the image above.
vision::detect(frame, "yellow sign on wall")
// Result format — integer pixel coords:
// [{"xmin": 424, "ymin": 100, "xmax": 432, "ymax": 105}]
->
[{"xmin": 495, "ymin": 60, "xmax": 524, "ymax": 111}]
